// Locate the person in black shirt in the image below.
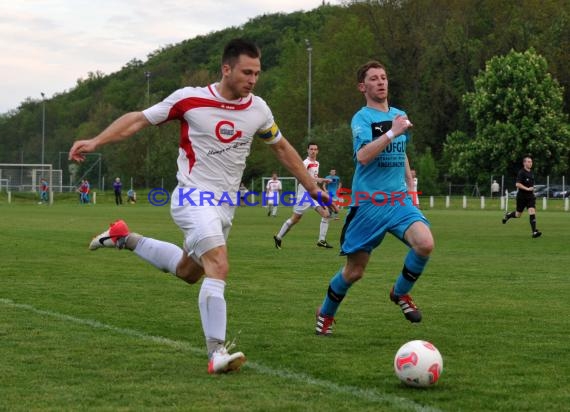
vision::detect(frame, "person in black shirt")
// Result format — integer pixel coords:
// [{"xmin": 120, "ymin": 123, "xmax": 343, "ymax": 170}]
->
[{"xmin": 502, "ymin": 156, "xmax": 542, "ymax": 238}]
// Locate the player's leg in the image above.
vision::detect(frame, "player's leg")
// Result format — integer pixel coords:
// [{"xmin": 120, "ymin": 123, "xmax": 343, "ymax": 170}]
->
[
  {"xmin": 89, "ymin": 219, "xmax": 186, "ymax": 276},
  {"xmin": 391, "ymin": 204, "xmax": 433, "ymax": 323},
  {"xmin": 271, "ymin": 199, "xmax": 278, "ymax": 217},
  {"xmin": 316, "ymin": 204, "xmax": 384, "ymax": 335},
  {"xmin": 316, "ymin": 251, "xmax": 369, "ymax": 335},
  {"xmin": 176, "ymin": 202, "xmax": 245, "ymax": 374},
  {"xmin": 503, "ymin": 196, "xmax": 525, "ymax": 222},
  {"xmin": 198, "ymin": 246, "xmax": 245, "ymax": 373},
  {"xmin": 315, "ymin": 206, "xmax": 333, "ymax": 248},
  {"xmin": 274, "ymin": 209, "xmax": 304, "ymax": 248},
  {"xmin": 527, "ymin": 199, "xmax": 541, "ymax": 237}
]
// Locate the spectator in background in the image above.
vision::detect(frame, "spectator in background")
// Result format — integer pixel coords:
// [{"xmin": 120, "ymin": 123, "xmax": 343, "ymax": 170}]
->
[
  {"xmin": 127, "ymin": 188, "xmax": 137, "ymax": 204},
  {"xmin": 113, "ymin": 177, "xmax": 123, "ymax": 205},
  {"xmin": 491, "ymin": 180, "xmax": 500, "ymax": 198}
]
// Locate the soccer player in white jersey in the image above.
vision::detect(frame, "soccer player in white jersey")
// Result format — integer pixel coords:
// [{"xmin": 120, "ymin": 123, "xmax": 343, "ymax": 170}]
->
[
  {"xmin": 274, "ymin": 142, "xmax": 334, "ymax": 249},
  {"xmin": 68, "ymin": 39, "xmax": 331, "ymax": 374},
  {"xmin": 265, "ymin": 172, "xmax": 282, "ymax": 217}
]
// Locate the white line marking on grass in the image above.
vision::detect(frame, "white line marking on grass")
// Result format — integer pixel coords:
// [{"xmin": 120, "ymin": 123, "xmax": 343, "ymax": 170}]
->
[{"xmin": 1, "ymin": 298, "xmax": 441, "ymax": 412}]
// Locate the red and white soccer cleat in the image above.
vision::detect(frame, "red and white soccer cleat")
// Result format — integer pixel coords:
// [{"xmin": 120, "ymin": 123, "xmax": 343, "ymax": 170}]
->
[{"xmin": 89, "ymin": 219, "xmax": 130, "ymax": 250}]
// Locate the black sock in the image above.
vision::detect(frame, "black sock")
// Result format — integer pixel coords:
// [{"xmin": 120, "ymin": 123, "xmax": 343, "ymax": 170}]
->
[{"xmin": 530, "ymin": 214, "xmax": 537, "ymax": 231}]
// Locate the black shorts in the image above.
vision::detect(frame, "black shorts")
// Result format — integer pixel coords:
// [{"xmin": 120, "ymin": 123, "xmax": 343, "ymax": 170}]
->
[{"xmin": 516, "ymin": 195, "xmax": 536, "ymax": 212}]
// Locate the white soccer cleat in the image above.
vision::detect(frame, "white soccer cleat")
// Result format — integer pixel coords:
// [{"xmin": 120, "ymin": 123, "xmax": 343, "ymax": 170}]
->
[
  {"xmin": 89, "ymin": 219, "xmax": 130, "ymax": 250},
  {"xmin": 208, "ymin": 346, "xmax": 246, "ymax": 374},
  {"xmin": 89, "ymin": 229, "xmax": 115, "ymax": 250}
]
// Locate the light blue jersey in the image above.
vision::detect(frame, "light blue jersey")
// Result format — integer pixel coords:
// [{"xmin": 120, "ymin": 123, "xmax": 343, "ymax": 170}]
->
[
  {"xmin": 325, "ymin": 175, "xmax": 341, "ymax": 198},
  {"xmin": 350, "ymin": 106, "xmax": 409, "ymax": 204}
]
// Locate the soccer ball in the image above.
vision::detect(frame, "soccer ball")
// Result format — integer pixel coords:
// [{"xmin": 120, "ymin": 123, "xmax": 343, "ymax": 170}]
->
[{"xmin": 394, "ymin": 340, "xmax": 443, "ymax": 387}]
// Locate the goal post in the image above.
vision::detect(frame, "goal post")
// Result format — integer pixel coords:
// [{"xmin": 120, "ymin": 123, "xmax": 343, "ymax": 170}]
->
[{"xmin": 0, "ymin": 163, "xmax": 59, "ymax": 204}]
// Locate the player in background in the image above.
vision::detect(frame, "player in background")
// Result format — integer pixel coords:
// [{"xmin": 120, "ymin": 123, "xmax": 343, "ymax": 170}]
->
[
  {"xmin": 69, "ymin": 39, "xmax": 331, "ymax": 374},
  {"xmin": 39, "ymin": 177, "xmax": 49, "ymax": 204},
  {"xmin": 265, "ymin": 172, "xmax": 282, "ymax": 217},
  {"xmin": 502, "ymin": 155, "xmax": 542, "ymax": 238},
  {"xmin": 323, "ymin": 169, "xmax": 341, "ymax": 219},
  {"xmin": 315, "ymin": 60, "xmax": 434, "ymax": 335},
  {"xmin": 273, "ymin": 142, "xmax": 335, "ymax": 249},
  {"xmin": 410, "ymin": 169, "xmax": 419, "ymax": 207},
  {"xmin": 79, "ymin": 179, "xmax": 90, "ymax": 204}
]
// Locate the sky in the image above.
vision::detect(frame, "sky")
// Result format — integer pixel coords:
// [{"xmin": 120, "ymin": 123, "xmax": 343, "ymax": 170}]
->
[{"xmin": 0, "ymin": 0, "xmax": 330, "ymax": 114}]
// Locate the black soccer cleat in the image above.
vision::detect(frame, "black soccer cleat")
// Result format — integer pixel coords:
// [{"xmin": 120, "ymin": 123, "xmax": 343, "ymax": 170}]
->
[
  {"xmin": 273, "ymin": 235, "xmax": 282, "ymax": 249},
  {"xmin": 317, "ymin": 240, "xmax": 333, "ymax": 249},
  {"xmin": 390, "ymin": 287, "xmax": 422, "ymax": 323}
]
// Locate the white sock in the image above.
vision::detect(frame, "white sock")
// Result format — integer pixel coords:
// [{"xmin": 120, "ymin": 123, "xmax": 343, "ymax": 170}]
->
[
  {"xmin": 199, "ymin": 278, "xmax": 227, "ymax": 354},
  {"xmin": 277, "ymin": 218, "xmax": 293, "ymax": 239},
  {"xmin": 271, "ymin": 206, "xmax": 278, "ymax": 216},
  {"xmin": 319, "ymin": 218, "xmax": 329, "ymax": 242},
  {"xmin": 133, "ymin": 237, "xmax": 183, "ymax": 274}
]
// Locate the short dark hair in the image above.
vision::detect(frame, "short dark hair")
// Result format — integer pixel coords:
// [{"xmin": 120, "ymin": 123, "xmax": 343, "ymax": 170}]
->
[
  {"xmin": 523, "ymin": 155, "xmax": 533, "ymax": 162},
  {"xmin": 307, "ymin": 142, "xmax": 319, "ymax": 149},
  {"xmin": 222, "ymin": 39, "xmax": 260, "ymax": 67},
  {"xmin": 356, "ymin": 60, "xmax": 386, "ymax": 83}
]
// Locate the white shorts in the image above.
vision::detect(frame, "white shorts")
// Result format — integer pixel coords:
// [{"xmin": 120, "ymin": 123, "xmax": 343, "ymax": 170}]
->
[
  {"xmin": 292, "ymin": 199, "xmax": 319, "ymax": 215},
  {"xmin": 171, "ymin": 186, "xmax": 235, "ymax": 265}
]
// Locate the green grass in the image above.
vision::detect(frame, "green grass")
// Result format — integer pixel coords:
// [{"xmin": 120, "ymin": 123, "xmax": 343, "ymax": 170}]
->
[{"xmin": 0, "ymin": 202, "xmax": 568, "ymax": 411}]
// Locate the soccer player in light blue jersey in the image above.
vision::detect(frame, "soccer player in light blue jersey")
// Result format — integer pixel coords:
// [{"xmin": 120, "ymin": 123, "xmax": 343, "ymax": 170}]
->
[
  {"xmin": 323, "ymin": 169, "xmax": 341, "ymax": 219},
  {"xmin": 315, "ymin": 61, "xmax": 434, "ymax": 335}
]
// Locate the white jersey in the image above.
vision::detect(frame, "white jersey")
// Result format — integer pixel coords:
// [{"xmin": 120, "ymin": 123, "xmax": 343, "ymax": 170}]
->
[
  {"xmin": 297, "ymin": 157, "xmax": 319, "ymax": 197},
  {"xmin": 143, "ymin": 83, "xmax": 282, "ymax": 200},
  {"xmin": 266, "ymin": 179, "xmax": 282, "ymax": 195}
]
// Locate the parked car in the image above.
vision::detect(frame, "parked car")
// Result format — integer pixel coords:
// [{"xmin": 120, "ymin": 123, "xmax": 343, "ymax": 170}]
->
[
  {"xmin": 508, "ymin": 184, "xmax": 545, "ymax": 198},
  {"xmin": 534, "ymin": 185, "xmax": 562, "ymax": 198},
  {"xmin": 552, "ymin": 189, "xmax": 569, "ymax": 198}
]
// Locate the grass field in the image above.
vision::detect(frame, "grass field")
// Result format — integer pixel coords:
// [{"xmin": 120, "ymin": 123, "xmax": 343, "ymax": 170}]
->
[{"xmin": 0, "ymin": 200, "xmax": 568, "ymax": 411}]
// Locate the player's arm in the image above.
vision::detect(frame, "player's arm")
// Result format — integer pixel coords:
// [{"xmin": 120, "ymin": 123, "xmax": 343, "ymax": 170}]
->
[
  {"xmin": 515, "ymin": 182, "xmax": 534, "ymax": 192},
  {"xmin": 269, "ymin": 138, "xmax": 332, "ymax": 206},
  {"xmin": 69, "ymin": 112, "xmax": 151, "ymax": 162},
  {"xmin": 357, "ymin": 115, "xmax": 411, "ymax": 165}
]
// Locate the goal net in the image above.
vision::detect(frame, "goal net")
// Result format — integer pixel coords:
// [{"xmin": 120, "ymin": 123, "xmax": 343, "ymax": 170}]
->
[{"xmin": 0, "ymin": 163, "xmax": 61, "ymax": 195}]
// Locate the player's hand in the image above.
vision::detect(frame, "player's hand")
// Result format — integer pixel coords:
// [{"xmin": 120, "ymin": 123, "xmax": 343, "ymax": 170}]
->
[
  {"xmin": 327, "ymin": 202, "xmax": 340, "ymax": 215},
  {"xmin": 390, "ymin": 115, "xmax": 413, "ymax": 137},
  {"xmin": 309, "ymin": 188, "xmax": 332, "ymax": 208},
  {"xmin": 69, "ymin": 139, "xmax": 97, "ymax": 162}
]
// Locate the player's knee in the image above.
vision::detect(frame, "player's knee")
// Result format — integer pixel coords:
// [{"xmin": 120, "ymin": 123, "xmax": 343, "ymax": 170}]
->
[
  {"xmin": 414, "ymin": 237, "xmax": 434, "ymax": 257},
  {"xmin": 176, "ymin": 267, "xmax": 203, "ymax": 284},
  {"xmin": 344, "ymin": 266, "xmax": 365, "ymax": 283},
  {"xmin": 175, "ymin": 254, "xmax": 204, "ymax": 284}
]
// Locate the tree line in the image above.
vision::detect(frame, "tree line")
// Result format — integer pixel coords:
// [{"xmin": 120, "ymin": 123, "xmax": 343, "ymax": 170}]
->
[{"xmin": 0, "ymin": 0, "xmax": 568, "ymax": 193}]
